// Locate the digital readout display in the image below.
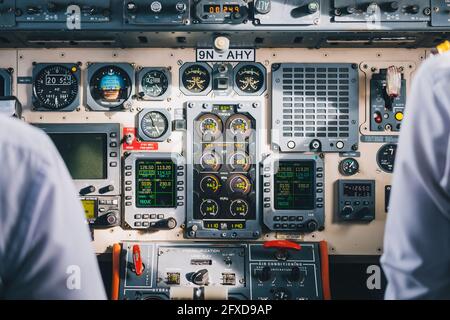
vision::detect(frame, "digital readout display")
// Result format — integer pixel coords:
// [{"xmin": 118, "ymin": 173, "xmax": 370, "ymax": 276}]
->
[
  {"xmin": 274, "ymin": 161, "xmax": 315, "ymax": 210},
  {"xmin": 136, "ymin": 159, "xmax": 176, "ymax": 208},
  {"xmin": 343, "ymin": 183, "xmax": 372, "ymax": 197},
  {"xmin": 204, "ymin": 5, "xmax": 241, "ymax": 14}
]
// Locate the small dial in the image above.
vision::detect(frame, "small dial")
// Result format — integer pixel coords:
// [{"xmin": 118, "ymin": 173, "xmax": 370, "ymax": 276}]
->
[
  {"xmin": 228, "ymin": 152, "xmax": 251, "ymax": 171},
  {"xmin": 182, "ymin": 64, "xmax": 211, "ymax": 93},
  {"xmin": 196, "ymin": 114, "xmax": 223, "ymax": 140},
  {"xmin": 230, "ymin": 199, "xmax": 249, "ymax": 217},
  {"xmin": 235, "ymin": 64, "xmax": 265, "ymax": 94},
  {"xmin": 33, "ymin": 64, "xmax": 79, "ymax": 110},
  {"xmin": 140, "ymin": 69, "xmax": 169, "ymax": 98},
  {"xmin": 339, "ymin": 158, "xmax": 359, "ymax": 176},
  {"xmin": 200, "ymin": 174, "xmax": 221, "ymax": 194},
  {"xmin": 140, "ymin": 111, "xmax": 169, "ymax": 140},
  {"xmin": 229, "ymin": 174, "xmax": 251, "ymax": 195},
  {"xmin": 200, "ymin": 199, "xmax": 219, "ymax": 217},
  {"xmin": 377, "ymin": 144, "xmax": 397, "ymax": 173},
  {"xmin": 200, "ymin": 151, "xmax": 222, "ymax": 171},
  {"xmin": 89, "ymin": 65, "xmax": 132, "ymax": 108},
  {"xmin": 226, "ymin": 114, "xmax": 252, "ymax": 137}
]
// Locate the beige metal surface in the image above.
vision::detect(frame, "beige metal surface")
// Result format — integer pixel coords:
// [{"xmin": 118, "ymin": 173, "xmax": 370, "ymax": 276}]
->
[{"xmin": 0, "ymin": 48, "xmax": 427, "ymax": 255}]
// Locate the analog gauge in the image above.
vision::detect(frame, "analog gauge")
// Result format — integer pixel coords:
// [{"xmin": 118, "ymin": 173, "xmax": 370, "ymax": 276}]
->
[
  {"xmin": 181, "ymin": 64, "xmax": 211, "ymax": 93},
  {"xmin": 140, "ymin": 111, "xmax": 169, "ymax": 140},
  {"xmin": 377, "ymin": 144, "xmax": 397, "ymax": 173},
  {"xmin": 196, "ymin": 114, "xmax": 223, "ymax": 140},
  {"xmin": 89, "ymin": 65, "xmax": 132, "ymax": 108},
  {"xmin": 33, "ymin": 64, "xmax": 79, "ymax": 110},
  {"xmin": 140, "ymin": 69, "xmax": 169, "ymax": 98},
  {"xmin": 228, "ymin": 152, "xmax": 251, "ymax": 172},
  {"xmin": 230, "ymin": 199, "xmax": 249, "ymax": 217},
  {"xmin": 226, "ymin": 114, "xmax": 252, "ymax": 137},
  {"xmin": 200, "ymin": 174, "xmax": 221, "ymax": 194},
  {"xmin": 228, "ymin": 174, "xmax": 251, "ymax": 195},
  {"xmin": 234, "ymin": 64, "xmax": 265, "ymax": 95},
  {"xmin": 339, "ymin": 158, "xmax": 359, "ymax": 176},
  {"xmin": 200, "ymin": 151, "xmax": 222, "ymax": 171},
  {"xmin": 200, "ymin": 199, "xmax": 219, "ymax": 217}
]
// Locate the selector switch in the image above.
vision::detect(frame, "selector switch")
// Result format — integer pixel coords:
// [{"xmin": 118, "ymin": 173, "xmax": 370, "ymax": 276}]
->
[
  {"xmin": 254, "ymin": 266, "xmax": 272, "ymax": 282},
  {"xmin": 381, "ymin": 1, "xmax": 399, "ymax": 12},
  {"xmin": 406, "ymin": 5, "xmax": 420, "ymax": 14},
  {"xmin": 191, "ymin": 269, "xmax": 209, "ymax": 286}
]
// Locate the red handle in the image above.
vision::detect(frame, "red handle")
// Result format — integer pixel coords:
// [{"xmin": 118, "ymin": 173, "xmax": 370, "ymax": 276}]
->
[
  {"xmin": 132, "ymin": 244, "xmax": 144, "ymax": 276},
  {"xmin": 263, "ymin": 240, "xmax": 301, "ymax": 251}
]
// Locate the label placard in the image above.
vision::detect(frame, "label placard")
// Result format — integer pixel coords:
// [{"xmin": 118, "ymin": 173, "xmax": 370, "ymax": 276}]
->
[{"xmin": 196, "ymin": 49, "xmax": 255, "ymax": 62}]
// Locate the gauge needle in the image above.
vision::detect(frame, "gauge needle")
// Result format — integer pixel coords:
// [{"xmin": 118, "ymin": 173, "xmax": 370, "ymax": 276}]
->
[{"xmin": 150, "ymin": 115, "xmax": 161, "ymax": 134}]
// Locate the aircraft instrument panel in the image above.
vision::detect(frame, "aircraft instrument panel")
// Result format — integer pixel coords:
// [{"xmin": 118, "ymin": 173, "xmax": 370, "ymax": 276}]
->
[{"xmin": 0, "ymin": 0, "xmax": 444, "ymax": 301}]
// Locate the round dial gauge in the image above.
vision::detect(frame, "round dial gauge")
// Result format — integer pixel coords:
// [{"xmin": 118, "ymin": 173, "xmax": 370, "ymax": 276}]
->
[
  {"xmin": 200, "ymin": 151, "xmax": 222, "ymax": 171},
  {"xmin": 33, "ymin": 65, "xmax": 79, "ymax": 110},
  {"xmin": 235, "ymin": 64, "xmax": 264, "ymax": 94},
  {"xmin": 182, "ymin": 64, "xmax": 210, "ymax": 93},
  {"xmin": 200, "ymin": 199, "xmax": 219, "ymax": 217},
  {"xmin": 339, "ymin": 158, "xmax": 359, "ymax": 176},
  {"xmin": 377, "ymin": 144, "xmax": 397, "ymax": 173},
  {"xmin": 228, "ymin": 152, "xmax": 251, "ymax": 171},
  {"xmin": 89, "ymin": 65, "xmax": 132, "ymax": 108},
  {"xmin": 140, "ymin": 69, "xmax": 168, "ymax": 98},
  {"xmin": 196, "ymin": 114, "xmax": 223, "ymax": 140},
  {"xmin": 230, "ymin": 199, "xmax": 249, "ymax": 217},
  {"xmin": 140, "ymin": 111, "xmax": 169, "ymax": 140},
  {"xmin": 200, "ymin": 174, "xmax": 221, "ymax": 194},
  {"xmin": 229, "ymin": 174, "xmax": 251, "ymax": 195},
  {"xmin": 226, "ymin": 114, "xmax": 252, "ymax": 137}
]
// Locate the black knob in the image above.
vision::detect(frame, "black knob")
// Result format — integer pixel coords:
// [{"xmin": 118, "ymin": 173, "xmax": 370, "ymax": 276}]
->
[
  {"xmin": 341, "ymin": 206, "xmax": 354, "ymax": 217},
  {"xmin": 127, "ymin": 2, "xmax": 137, "ymax": 12},
  {"xmin": 26, "ymin": 6, "xmax": 40, "ymax": 15},
  {"xmin": 80, "ymin": 185, "xmax": 96, "ymax": 195},
  {"xmin": 406, "ymin": 5, "xmax": 420, "ymax": 14},
  {"xmin": 288, "ymin": 266, "xmax": 301, "ymax": 282},
  {"xmin": 291, "ymin": 2, "xmax": 319, "ymax": 18},
  {"xmin": 149, "ymin": 218, "xmax": 177, "ymax": 230},
  {"xmin": 175, "ymin": 2, "xmax": 186, "ymax": 13},
  {"xmin": 191, "ymin": 269, "xmax": 209, "ymax": 286},
  {"xmin": 382, "ymin": 1, "xmax": 399, "ymax": 12},
  {"xmin": 99, "ymin": 185, "xmax": 114, "ymax": 194},
  {"xmin": 106, "ymin": 212, "xmax": 118, "ymax": 225},
  {"xmin": 310, "ymin": 139, "xmax": 321, "ymax": 151},
  {"xmin": 255, "ymin": 266, "xmax": 271, "ymax": 282},
  {"xmin": 306, "ymin": 220, "xmax": 318, "ymax": 232}
]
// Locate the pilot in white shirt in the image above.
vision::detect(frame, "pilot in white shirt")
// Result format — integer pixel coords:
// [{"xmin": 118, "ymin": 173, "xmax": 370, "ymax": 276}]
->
[
  {"xmin": 381, "ymin": 52, "xmax": 450, "ymax": 299},
  {"xmin": 0, "ymin": 115, "xmax": 106, "ymax": 299}
]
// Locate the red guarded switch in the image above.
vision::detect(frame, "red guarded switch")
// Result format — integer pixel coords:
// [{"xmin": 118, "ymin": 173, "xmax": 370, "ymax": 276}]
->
[
  {"xmin": 263, "ymin": 240, "xmax": 301, "ymax": 251},
  {"xmin": 132, "ymin": 244, "xmax": 144, "ymax": 276}
]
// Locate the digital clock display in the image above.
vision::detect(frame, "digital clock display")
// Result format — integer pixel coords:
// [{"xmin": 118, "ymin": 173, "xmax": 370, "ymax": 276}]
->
[
  {"xmin": 136, "ymin": 159, "xmax": 176, "ymax": 208},
  {"xmin": 45, "ymin": 74, "xmax": 73, "ymax": 86},
  {"xmin": 204, "ymin": 4, "xmax": 240, "ymax": 14}
]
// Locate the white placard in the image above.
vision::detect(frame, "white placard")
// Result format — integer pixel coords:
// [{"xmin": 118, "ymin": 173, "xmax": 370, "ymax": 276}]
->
[{"xmin": 196, "ymin": 48, "xmax": 255, "ymax": 62}]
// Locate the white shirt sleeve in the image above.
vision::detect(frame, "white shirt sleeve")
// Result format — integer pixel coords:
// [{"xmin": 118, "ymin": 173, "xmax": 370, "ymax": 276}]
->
[
  {"xmin": 0, "ymin": 117, "xmax": 107, "ymax": 300},
  {"xmin": 381, "ymin": 54, "xmax": 450, "ymax": 299}
]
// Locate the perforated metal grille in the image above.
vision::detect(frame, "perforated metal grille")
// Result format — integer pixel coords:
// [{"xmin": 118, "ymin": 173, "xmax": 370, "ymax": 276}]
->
[{"xmin": 272, "ymin": 63, "xmax": 359, "ymax": 152}]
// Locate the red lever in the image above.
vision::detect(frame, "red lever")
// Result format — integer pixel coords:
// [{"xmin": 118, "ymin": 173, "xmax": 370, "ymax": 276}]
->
[
  {"xmin": 132, "ymin": 244, "xmax": 144, "ymax": 276},
  {"xmin": 263, "ymin": 240, "xmax": 301, "ymax": 251}
]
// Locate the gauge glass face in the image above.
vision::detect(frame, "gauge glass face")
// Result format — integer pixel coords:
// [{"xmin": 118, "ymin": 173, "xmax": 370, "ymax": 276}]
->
[
  {"xmin": 196, "ymin": 114, "xmax": 222, "ymax": 140},
  {"xmin": 200, "ymin": 151, "xmax": 221, "ymax": 171},
  {"xmin": 141, "ymin": 70, "xmax": 168, "ymax": 98},
  {"xmin": 90, "ymin": 65, "xmax": 132, "ymax": 107},
  {"xmin": 140, "ymin": 111, "xmax": 169, "ymax": 139},
  {"xmin": 229, "ymin": 174, "xmax": 251, "ymax": 195},
  {"xmin": 33, "ymin": 65, "xmax": 78, "ymax": 110},
  {"xmin": 230, "ymin": 199, "xmax": 249, "ymax": 217},
  {"xmin": 182, "ymin": 64, "xmax": 210, "ymax": 93},
  {"xmin": 377, "ymin": 144, "xmax": 397, "ymax": 173},
  {"xmin": 339, "ymin": 158, "xmax": 359, "ymax": 176},
  {"xmin": 229, "ymin": 152, "xmax": 251, "ymax": 171},
  {"xmin": 200, "ymin": 174, "xmax": 221, "ymax": 194},
  {"xmin": 235, "ymin": 64, "xmax": 264, "ymax": 94},
  {"xmin": 227, "ymin": 114, "xmax": 252, "ymax": 136},
  {"xmin": 200, "ymin": 199, "xmax": 219, "ymax": 217}
]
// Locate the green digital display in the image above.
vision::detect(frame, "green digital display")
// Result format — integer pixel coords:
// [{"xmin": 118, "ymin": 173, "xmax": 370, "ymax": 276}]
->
[
  {"xmin": 204, "ymin": 221, "xmax": 246, "ymax": 230},
  {"xmin": 274, "ymin": 161, "xmax": 315, "ymax": 210},
  {"xmin": 136, "ymin": 159, "xmax": 176, "ymax": 208}
]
